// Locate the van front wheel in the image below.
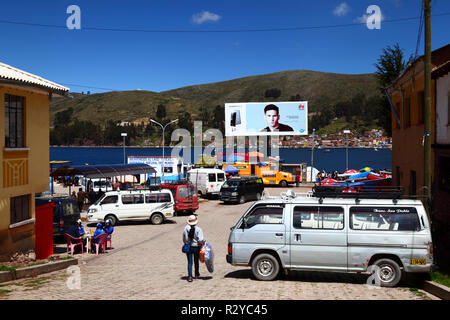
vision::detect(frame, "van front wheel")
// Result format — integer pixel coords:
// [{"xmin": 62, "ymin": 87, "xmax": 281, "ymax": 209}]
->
[
  {"xmin": 251, "ymin": 253, "xmax": 280, "ymax": 281},
  {"xmin": 105, "ymin": 215, "xmax": 117, "ymax": 226},
  {"xmin": 151, "ymin": 213, "xmax": 164, "ymax": 225}
]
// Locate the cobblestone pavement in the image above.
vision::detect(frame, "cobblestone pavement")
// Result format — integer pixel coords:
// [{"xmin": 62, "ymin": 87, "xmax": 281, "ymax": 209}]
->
[{"xmin": 1, "ymin": 187, "xmax": 438, "ymax": 300}]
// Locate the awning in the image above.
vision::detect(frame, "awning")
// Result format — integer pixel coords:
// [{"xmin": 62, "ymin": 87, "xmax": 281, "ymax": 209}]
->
[{"xmin": 50, "ymin": 163, "xmax": 156, "ymax": 179}]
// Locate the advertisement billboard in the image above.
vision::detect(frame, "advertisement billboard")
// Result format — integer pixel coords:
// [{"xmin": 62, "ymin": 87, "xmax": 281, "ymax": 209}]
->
[{"xmin": 225, "ymin": 101, "xmax": 308, "ymax": 136}]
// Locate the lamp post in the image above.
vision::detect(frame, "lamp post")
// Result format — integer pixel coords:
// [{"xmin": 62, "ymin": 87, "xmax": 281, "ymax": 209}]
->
[
  {"xmin": 150, "ymin": 118, "xmax": 178, "ymax": 182},
  {"xmin": 343, "ymin": 130, "xmax": 351, "ymax": 171},
  {"xmin": 121, "ymin": 133, "xmax": 127, "ymax": 164},
  {"xmin": 310, "ymin": 128, "xmax": 315, "ymax": 183}
]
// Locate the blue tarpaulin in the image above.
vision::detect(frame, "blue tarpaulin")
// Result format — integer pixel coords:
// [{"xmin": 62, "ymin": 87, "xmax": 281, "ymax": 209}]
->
[{"xmin": 224, "ymin": 165, "xmax": 239, "ymax": 173}]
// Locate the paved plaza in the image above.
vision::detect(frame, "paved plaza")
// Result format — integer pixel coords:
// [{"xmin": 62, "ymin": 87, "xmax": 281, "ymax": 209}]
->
[{"xmin": 1, "ymin": 186, "xmax": 438, "ymax": 300}]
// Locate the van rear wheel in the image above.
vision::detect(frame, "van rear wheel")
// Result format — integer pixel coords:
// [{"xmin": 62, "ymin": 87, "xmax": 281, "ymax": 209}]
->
[
  {"xmin": 251, "ymin": 253, "xmax": 280, "ymax": 281},
  {"xmin": 151, "ymin": 213, "xmax": 164, "ymax": 225},
  {"xmin": 371, "ymin": 258, "xmax": 402, "ymax": 287}
]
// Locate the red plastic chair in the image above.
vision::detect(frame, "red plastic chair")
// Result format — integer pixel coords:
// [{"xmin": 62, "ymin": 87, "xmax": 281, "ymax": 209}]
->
[
  {"xmin": 64, "ymin": 233, "xmax": 84, "ymax": 255},
  {"xmin": 91, "ymin": 233, "xmax": 108, "ymax": 255},
  {"xmin": 105, "ymin": 234, "xmax": 112, "ymax": 250}
]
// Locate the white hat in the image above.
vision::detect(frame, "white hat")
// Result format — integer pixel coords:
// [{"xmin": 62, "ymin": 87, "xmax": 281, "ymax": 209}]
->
[
  {"xmin": 187, "ymin": 215, "xmax": 198, "ymax": 226},
  {"xmin": 77, "ymin": 219, "xmax": 82, "ymax": 224}
]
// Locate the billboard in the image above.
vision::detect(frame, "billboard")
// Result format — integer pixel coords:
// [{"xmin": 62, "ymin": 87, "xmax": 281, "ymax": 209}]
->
[{"xmin": 225, "ymin": 101, "xmax": 308, "ymax": 136}]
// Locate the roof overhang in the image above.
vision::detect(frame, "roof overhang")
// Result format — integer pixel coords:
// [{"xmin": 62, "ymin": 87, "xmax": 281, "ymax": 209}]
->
[
  {"xmin": 0, "ymin": 62, "xmax": 70, "ymax": 97},
  {"xmin": 50, "ymin": 163, "xmax": 156, "ymax": 179}
]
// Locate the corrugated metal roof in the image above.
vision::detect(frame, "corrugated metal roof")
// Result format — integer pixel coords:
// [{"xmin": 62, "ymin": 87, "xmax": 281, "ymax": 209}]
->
[{"xmin": 0, "ymin": 62, "xmax": 69, "ymax": 92}]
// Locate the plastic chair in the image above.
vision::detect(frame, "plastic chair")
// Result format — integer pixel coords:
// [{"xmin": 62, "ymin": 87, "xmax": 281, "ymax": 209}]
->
[
  {"xmin": 91, "ymin": 233, "xmax": 108, "ymax": 255},
  {"xmin": 64, "ymin": 233, "xmax": 84, "ymax": 255},
  {"xmin": 105, "ymin": 234, "xmax": 112, "ymax": 250}
]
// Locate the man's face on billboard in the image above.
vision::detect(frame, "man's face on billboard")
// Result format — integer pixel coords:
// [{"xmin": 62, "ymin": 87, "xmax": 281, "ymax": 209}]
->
[{"xmin": 265, "ymin": 109, "xmax": 280, "ymax": 128}]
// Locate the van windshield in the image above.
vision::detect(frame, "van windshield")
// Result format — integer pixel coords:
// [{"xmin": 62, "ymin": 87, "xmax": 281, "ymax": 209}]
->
[
  {"xmin": 223, "ymin": 180, "xmax": 240, "ymax": 187},
  {"xmin": 178, "ymin": 187, "xmax": 196, "ymax": 198}
]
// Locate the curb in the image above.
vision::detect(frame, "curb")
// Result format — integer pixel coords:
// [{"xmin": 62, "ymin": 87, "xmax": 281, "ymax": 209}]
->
[
  {"xmin": 422, "ymin": 281, "xmax": 450, "ymax": 300},
  {"xmin": 404, "ymin": 274, "xmax": 450, "ymax": 300},
  {"xmin": 0, "ymin": 258, "xmax": 78, "ymax": 283}
]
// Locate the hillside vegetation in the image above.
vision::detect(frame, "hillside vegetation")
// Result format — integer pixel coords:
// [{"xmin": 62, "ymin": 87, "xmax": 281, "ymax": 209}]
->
[{"xmin": 50, "ymin": 70, "xmax": 385, "ymax": 146}]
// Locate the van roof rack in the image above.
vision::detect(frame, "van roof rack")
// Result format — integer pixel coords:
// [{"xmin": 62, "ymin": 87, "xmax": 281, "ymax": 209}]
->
[
  {"xmin": 160, "ymin": 179, "xmax": 192, "ymax": 185},
  {"xmin": 312, "ymin": 184, "xmax": 404, "ymax": 200}
]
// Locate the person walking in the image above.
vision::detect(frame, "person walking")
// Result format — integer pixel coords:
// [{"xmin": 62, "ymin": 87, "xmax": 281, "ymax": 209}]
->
[
  {"xmin": 182, "ymin": 215, "xmax": 204, "ymax": 282},
  {"xmin": 76, "ymin": 188, "xmax": 85, "ymax": 212}
]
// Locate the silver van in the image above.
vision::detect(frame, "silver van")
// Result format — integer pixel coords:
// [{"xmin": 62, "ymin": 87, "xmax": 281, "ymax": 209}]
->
[
  {"xmin": 226, "ymin": 190, "xmax": 433, "ymax": 287},
  {"xmin": 86, "ymin": 189, "xmax": 174, "ymax": 226}
]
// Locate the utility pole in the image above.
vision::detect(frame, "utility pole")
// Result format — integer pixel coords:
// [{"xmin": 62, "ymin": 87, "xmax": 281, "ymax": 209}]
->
[
  {"xmin": 423, "ymin": 0, "xmax": 432, "ymax": 219},
  {"xmin": 310, "ymin": 128, "xmax": 315, "ymax": 182}
]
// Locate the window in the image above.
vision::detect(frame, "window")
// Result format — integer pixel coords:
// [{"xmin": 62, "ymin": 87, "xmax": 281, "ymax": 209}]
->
[
  {"xmin": 101, "ymin": 196, "xmax": 118, "ymax": 205},
  {"xmin": 243, "ymin": 205, "xmax": 284, "ymax": 228},
  {"xmin": 163, "ymin": 167, "xmax": 173, "ymax": 173},
  {"xmin": 417, "ymin": 91, "xmax": 424, "ymax": 124},
  {"xmin": 350, "ymin": 207, "xmax": 420, "ymax": 231},
  {"xmin": 121, "ymin": 194, "xmax": 143, "ymax": 204},
  {"xmin": 293, "ymin": 206, "xmax": 344, "ymax": 230},
  {"xmin": 404, "ymin": 97, "xmax": 411, "ymax": 127},
  {"xmin": 4, "ymin": 94, "xmax": 25, "ymax": 148},
  {"xmin": 410, "ymin": 171, "xmax": 417, "ymax": 196},
  {"xmin": 158, "ymin": 193, "xmax": 171, "ymax": 202},
  {"xmin": 448, "ymin": 93, "xmax": 450, "ymax": 125},
  {"xmin": 62, "ymin": 201, "xmax": 79, "ymax": 215},
  {"xmin": 10, "ymin": 194, "xmax": 30, "ymax": 224},
  {"xmin": 208, "ymin": 173, "xmax": 216, "ymax": 182},
  {"xmin": 217, "ymin": 173, "xmax": 225, "ymax": 182},
  {"xmin": 438, "ymin": 157, "xmax": 450, "ymax": 192},
  {"xmin": 394, "ymin": 103, "xmax": 401, "ymax": 129},
  {"xmin": 146, "ymin": 194, "xmax": 158, "ymax": 203}
]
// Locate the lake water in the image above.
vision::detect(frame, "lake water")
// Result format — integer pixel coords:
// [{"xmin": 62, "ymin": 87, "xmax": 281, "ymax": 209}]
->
[{"xmin": 50, "ymin": 147, "xmax": 392, "ymax": 173}]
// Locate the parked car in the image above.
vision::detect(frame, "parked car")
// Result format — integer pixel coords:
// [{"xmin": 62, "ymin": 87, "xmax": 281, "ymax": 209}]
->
[
  {"xmin": 86, "ymin": 189, "xmax": 174, "ymax": 225},
  {"xmin": 219, "ymin": 176, "xmax": 264, "ymax": 204},
  {"xmin": 35, "ymin": 196, "xmax": 81, "ymax": 238},
  {"xmin": 160, "ymin": 181, "xmax": 199, "ymax": 215},
  {"xmin": 187, "ymin": 168, "xmax": 226, "ymax": 198},
  {"xmin": 226, "ymin": 189, "xmax": 433, "ymax": 287}
]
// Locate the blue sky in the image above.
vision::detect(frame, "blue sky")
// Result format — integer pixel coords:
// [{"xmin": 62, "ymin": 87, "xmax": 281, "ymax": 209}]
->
[{"xmin": 0, "ymin": 0, "xmax": 449, "ymax": 93}]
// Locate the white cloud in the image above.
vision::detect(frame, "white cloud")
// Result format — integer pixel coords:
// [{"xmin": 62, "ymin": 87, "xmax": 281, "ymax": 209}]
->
[
  {"xmin": 192, "ymin": 11, "xmax": 222, "ymax": 24},
  {"xmin": 333, "ymin": 2, "xmax": 350, "ymax": 16}
]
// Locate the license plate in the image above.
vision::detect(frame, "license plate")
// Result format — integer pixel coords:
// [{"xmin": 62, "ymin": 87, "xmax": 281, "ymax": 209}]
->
[{"xmin": 410, "ymin": 259, "xmax": 426, "ymax": 265}]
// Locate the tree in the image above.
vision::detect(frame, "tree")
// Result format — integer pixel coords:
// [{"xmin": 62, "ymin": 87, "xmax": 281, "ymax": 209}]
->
[
  {"xmin": 374, "ymin": 43, "xmax": 413, "ymax": 136},
  {"xmin": 264, "ymin": 88, "xmax": 281, "ymax": 99},
  {"xmin": 54, "ymin": 107, "xmax": 74, "ymax": 128},
  {"xmin": 156, "ymin": 104, "xmax": 166, "ymax": 120}
]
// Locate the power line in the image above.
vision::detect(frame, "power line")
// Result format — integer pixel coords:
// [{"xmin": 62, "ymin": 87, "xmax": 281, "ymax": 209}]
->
[{"xmin": 0, "ymin": 12, "xmax": 450, "ymax": 33}]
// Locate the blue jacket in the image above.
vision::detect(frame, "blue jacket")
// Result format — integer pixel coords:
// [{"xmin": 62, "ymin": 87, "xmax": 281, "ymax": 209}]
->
[
  {"xmin": 92, "ymin": 228, "xmax": 106, "ymax": 243},
  {"xmin": 77, "ymin": 225, "xmax": 85, "ymax": 236},
  {"xmin": 105, "ymin": 225, "xmax": 114, "ymax": 235}
]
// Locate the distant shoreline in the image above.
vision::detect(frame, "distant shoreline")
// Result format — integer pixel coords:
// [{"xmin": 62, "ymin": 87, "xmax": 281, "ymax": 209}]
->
[{"xmin": 50, "ymin": 145, "xmax": 392, "ymax": 149}]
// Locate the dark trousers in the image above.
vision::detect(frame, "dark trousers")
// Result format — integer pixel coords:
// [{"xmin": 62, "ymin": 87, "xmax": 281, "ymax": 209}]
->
[{"xmin": 186, "ymin": 246, "xmax": 200, "ymax": 278}]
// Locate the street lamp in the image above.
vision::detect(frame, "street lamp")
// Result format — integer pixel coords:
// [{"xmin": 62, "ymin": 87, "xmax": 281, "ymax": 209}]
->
[
  {"xmin": 343, "ymin": 130, "xmax": 351, "ymax": 171},
  {"xmin": 150, "ymin": 118, "xmax": 179, "ymax": 182},
  {"xmin": 121, "ymin": 133, "xmax": 127, "ymax": 164},
  {"xmin": 310, "ymin": 128, "xmax": 316, "ymax": 183}
]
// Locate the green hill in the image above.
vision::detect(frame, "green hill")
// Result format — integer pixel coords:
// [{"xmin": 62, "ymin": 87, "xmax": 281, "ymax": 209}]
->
[
  {"xmin": 161, "ymin": 70, "xmax": 380, "ymax": 113},
  {"xmin": 49, "ymin": 70, "xmax": 385, "ymax": 145},
  {"xmin": 50, "ymin": 70, "xmax": 380, "ymax": 125}
]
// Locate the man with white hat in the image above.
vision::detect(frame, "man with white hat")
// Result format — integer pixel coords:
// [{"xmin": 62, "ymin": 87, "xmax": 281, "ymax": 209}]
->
[{"xmin": 182, "ymin": 214, "xmax": 204, "ymax": 282}]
